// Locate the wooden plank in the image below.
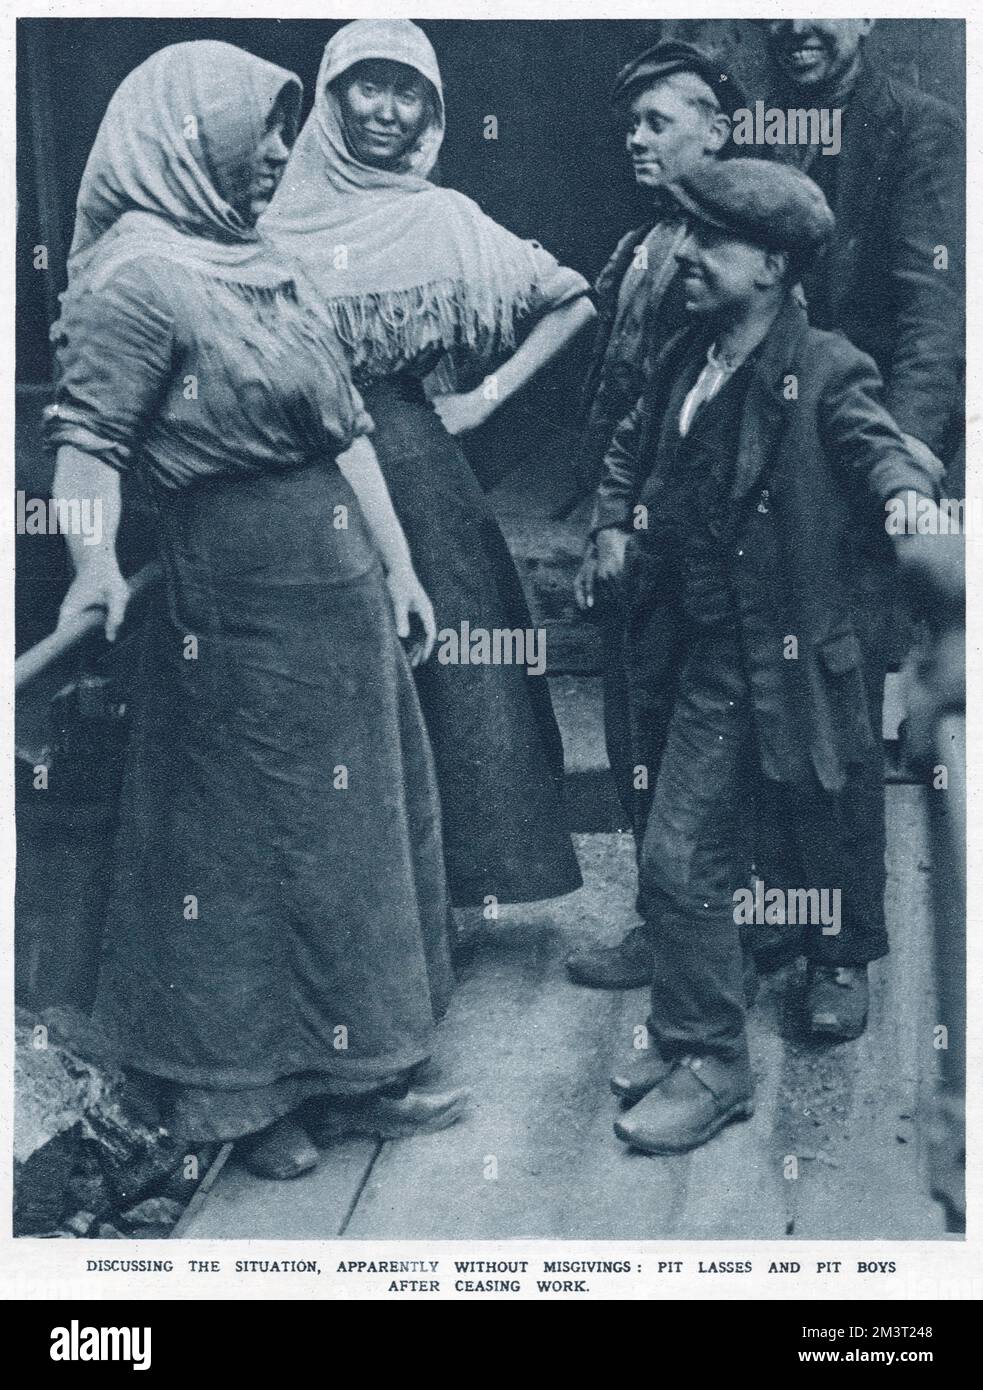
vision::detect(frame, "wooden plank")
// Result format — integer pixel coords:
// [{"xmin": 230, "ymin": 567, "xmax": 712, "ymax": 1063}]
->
[
  {"xmin": 179, "ymin": 1138, "xmax": 379, "ymax": 1241},
  {"xmin": 170, "ymin": 1144, "xmax": 233, "ymax": 1240},
  {"xmin": 344, "ymin": 831, "xmax": 697, "ymax": 1239},
  {"xmin": 344, "ymin": 800, "xmax": 947, "ymax": 1240},
  {"xmin": 777, "ymin": 785, "xmax": 947, "ymax": 1239}
]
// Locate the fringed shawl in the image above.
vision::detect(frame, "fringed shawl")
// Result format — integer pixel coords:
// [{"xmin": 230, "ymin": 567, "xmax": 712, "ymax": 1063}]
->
[{"xmin": 260, "ymin": 19, "xmax": 576, "ymax": 376}]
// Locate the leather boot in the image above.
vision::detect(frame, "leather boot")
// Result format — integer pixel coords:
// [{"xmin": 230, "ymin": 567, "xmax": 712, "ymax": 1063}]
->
[
  {"xmin": 565, "ymin": 924, "xmax": 653, "ymax": 989},
  {"xmin": 805, "ymin": 964, "xmax": 869, "ymax": 1040},
  {"xmin": 303, "ymin": 1087, "xmax": 470, "ymax": 1145},
  {"xmin": 614, "ymin": 1054, "xmax": 754, "ymax": 1155},
  {"xmin": 239, "ymin": 1116, "xmax": 319, "ymax": 1180},
  {"xmin": 610, "ymin": 1045, "xmax": 675, "ymax": 1104}
]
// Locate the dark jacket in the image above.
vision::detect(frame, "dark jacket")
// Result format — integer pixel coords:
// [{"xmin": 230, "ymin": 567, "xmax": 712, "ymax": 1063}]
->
[
  {"xmin": 576, "ymin": 219, "xmax": 690, "ymax": 494},
  {"xmin": 779, "ymin": 62, "xmax": 964, "ymax": 460},
  {"xmin": 591, "ymin": 295, "xmax": 942, "ymax": 792}
]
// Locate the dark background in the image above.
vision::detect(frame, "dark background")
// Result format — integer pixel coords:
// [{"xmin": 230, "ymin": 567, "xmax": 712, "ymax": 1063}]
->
[
  {"xmin": 13, "ymin": 16, "xmax": 966, "ymax": 648},
  {"xmin": 17, "ymin": 17, "xmax": 966, "ymax": 384}
]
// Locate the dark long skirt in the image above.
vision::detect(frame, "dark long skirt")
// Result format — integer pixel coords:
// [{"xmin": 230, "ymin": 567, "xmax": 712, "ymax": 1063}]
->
[
  {"xmin": 91, "ymin": 462, "xmax": 454, "ymax": 1141},
  {"xmin": 360, "ymin": 376, "xmax": 583, "ymax": 907}
]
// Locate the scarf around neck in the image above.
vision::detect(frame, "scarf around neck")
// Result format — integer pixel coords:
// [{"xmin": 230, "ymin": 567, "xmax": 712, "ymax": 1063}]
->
[
  {"xmin": 260, "ymin": 19, "xmax": 556, "ymax": 373},
  {"xmin": 62, "ymin": 40, "xmax": 303, "ymax": 297}
]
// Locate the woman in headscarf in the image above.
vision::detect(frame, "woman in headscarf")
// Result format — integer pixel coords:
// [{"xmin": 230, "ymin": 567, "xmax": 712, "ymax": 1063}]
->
[
  {"xmin": 262, "ymin": 19, "xmax": 595, "ymax": 916},
  {"xmin": 46, "ymin": 41, "xmax": 465, "ymax": 1181}
]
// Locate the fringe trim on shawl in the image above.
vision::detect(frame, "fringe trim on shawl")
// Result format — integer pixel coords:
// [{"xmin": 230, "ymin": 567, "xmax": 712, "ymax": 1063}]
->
[{"xmin": 318, "ymin": 275, "xmax": 541, "ymax": 377}]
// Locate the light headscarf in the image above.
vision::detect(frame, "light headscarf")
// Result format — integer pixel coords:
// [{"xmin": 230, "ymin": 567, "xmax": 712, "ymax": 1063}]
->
[
  {"xmin": 62, "ymin": 40, "xmax": 303, "ymax": 295},
  {"xmin": 261, "ymin": 19, "xmax": 566, "ymax": 373}
]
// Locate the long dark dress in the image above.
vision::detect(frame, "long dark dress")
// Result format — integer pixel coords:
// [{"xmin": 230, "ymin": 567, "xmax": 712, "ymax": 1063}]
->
[
  {"xmin": 340, "ymin": 249, "xmax": 588, "ymax": 907},
  {"xmin": 360, "ymin": 372, "xmax": 583, "ymax": 906},
  {"xmin": 46, "ymin": 255, "xmax": 454, "ymax": 1141}
]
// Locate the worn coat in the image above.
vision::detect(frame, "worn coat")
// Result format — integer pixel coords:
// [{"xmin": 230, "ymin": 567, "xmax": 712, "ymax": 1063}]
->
[
  {"xmin": 591, "ymin": 295, "xmax": 942, "ymax": 793},
  {"xmin": 775, "ymin": 61, "xmax": 965, "ymax": 461},
  {"xmin": 576, "ymin": 218, "xmax": 692, "ymax": 495}
]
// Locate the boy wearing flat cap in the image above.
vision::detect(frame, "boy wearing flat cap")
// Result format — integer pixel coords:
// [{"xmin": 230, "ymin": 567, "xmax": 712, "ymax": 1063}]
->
[
  {"xmin": 591, "ymin": 158, "xmax": 951, "ymax": 1155},
  {"xmin": 568, "ymin": 40, "xmax": 745, "ymax": 991}
]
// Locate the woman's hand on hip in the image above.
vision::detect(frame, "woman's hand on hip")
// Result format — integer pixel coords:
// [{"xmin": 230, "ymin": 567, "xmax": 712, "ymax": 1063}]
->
[
  {"xmin": 58, "ymin": 553, "xmax": 131, "ymax": 642},
  {"xmin": 386, "ymin": 564, "xmax": 437, "ymax": 667},
  {"xmin": 432, "ymin": 389, "xmax": 493, "ymax": 437}
]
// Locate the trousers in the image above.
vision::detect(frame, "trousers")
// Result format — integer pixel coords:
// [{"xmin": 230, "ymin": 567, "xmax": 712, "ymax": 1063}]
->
[{"xmin": 637, "ymin": 625, "xmax": 889, "ymax": 1063}]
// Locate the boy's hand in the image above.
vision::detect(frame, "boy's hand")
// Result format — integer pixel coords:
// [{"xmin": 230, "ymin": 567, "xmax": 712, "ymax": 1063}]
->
[
  {"xmin": 574, "ymin": 543, "xmax": 599, "ymax": 611},
  {"xmin": 595, "ymin": 527, "xmax": 631, "ymax": 586},
  {"xmin": 892, "ymin": 498, "xmax": 964, "ymax": 616}
]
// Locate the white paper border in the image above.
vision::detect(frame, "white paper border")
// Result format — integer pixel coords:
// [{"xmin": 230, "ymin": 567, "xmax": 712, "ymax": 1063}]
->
[{"xmin": 2, "ymin": 0, "xmax": 979, "ymax": 1303}]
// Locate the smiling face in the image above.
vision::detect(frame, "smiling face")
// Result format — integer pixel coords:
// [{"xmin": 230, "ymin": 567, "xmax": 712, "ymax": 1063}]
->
[
  {"xmin": 675, "ymin": 222, "xmax": 785, "ymax": 318},
  {"xmin": 763, "ymin": 19, "xmax": 874, "ymax": 91},
  {"xmin": 335, "ymin": 58, "xmax": 432, "ymax": 168},
  {"xmin": 625, "ymin": 72, "xmax": 730, "ymax": 189}
]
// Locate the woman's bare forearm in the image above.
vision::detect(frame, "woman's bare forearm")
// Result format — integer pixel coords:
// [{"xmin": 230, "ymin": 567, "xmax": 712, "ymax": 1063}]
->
[
  {"xmin": 52, "ymin": 445, "xmax": 122, "ymax": 572},
  {"xmin": 490, "ymin": 294, "xmax": 595, "ymax": 408},
  {"xmin": 335, "ymin": 434, "xmax": 415, "ymax": 574}
]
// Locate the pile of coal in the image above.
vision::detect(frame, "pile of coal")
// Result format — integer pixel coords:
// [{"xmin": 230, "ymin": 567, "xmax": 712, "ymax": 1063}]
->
[{"xmin": 14, "ymin": 1008, "xmax": 214, "ymax": 1239}]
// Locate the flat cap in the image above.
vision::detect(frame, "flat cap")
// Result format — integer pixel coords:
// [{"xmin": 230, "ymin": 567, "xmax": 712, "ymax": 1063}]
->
[
  {"xmin": 611, "ymin": 39, "xmax": 746, "ymax": 118},
  {"xmin": 667, "ymin": 157, "xmax": 835, "ymax": 261}
]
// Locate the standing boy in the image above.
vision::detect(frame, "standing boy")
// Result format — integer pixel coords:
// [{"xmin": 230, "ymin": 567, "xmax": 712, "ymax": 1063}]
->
[{"xmin": 592, "ymin": 160, "xmax": 946, "ymax": 1152}]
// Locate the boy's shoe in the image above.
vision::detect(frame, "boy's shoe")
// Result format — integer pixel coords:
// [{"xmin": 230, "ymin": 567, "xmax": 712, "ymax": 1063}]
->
[
  {"xmin": 565, "ymin": 925, "xmax": 653, "ymax": 989},
  {"xmin": 614, "ymin": 1055, "xmax": 754, "ymax": 1155},
  {"xmin": 610, "ymin": 1046, "xmax": 675, "ymax": 1104},
  {"xmin": 805, "ymin": 964, "xmax": 869, "ymax": 1040}
]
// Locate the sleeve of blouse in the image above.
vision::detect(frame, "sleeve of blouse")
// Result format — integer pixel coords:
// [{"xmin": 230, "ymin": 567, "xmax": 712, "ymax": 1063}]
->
[
  {"xmin": 312, "ymin": 330, "xmax": 375, "ymax": 451},
  {"xmin": 525, "ymin": 239, "xmax": 591, "ymax": 317},
  {"xmin": 44, "ymin": 259, "xmax": 175, "ymax": 474},
  {"xmin": 346, "ymin": 383, "xmax": 375, "ymax": 441}
]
